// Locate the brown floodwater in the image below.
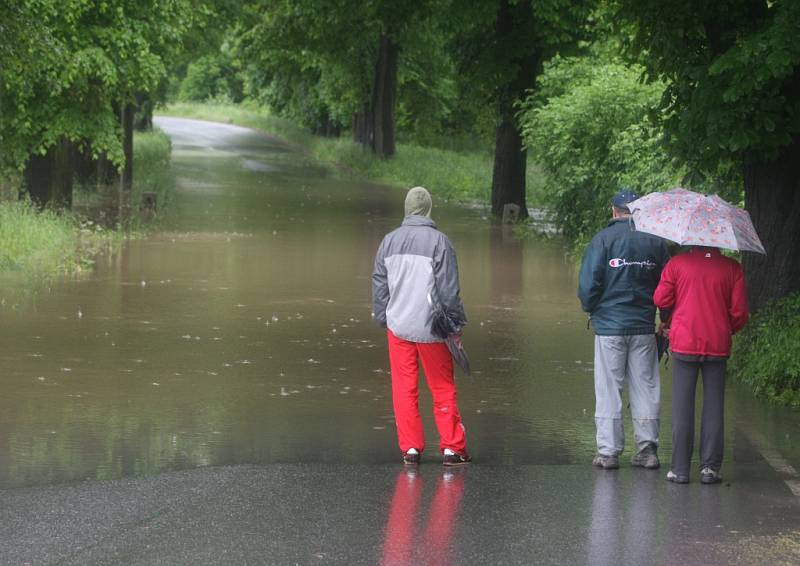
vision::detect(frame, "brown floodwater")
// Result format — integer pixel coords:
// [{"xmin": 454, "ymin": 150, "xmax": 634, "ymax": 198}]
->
[{"xmin": 0, "ymin": 117, "xmax": 797, "ymax": 488}]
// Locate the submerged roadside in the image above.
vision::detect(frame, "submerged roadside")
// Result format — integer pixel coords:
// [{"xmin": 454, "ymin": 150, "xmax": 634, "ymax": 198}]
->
[{"xmin": 0, "ymin": 128, "xmax": 175, "ymax": 281}]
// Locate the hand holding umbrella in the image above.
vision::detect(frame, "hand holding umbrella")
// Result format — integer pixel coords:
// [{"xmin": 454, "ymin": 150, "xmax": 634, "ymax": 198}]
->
[{"xmin": 427, "ymin": 290, "xmax": 471, "ymax": 376}]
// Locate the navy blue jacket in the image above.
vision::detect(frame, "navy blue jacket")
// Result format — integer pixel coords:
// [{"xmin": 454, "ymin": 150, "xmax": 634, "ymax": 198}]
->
[{"xmin": 578, "ymin": 218, "xmax": 669, "ymax": 335}]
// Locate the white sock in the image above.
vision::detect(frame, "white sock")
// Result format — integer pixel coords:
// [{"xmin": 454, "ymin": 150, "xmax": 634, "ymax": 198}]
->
[
  {"xmin": 443, "ymin": 448, "xmax": 455, "ymax": 456},
  {"xmin": 406, "ymin": 448, "xmax": 419, "ymax": 455}
]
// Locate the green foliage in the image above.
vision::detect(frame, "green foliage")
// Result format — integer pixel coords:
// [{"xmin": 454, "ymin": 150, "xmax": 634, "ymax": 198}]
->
[
  {"xmin": 614, "ymin": 0, "xmax": 800, "ymax": 168},
  {"xmin": 731, "ymin": 293, "xmax": 800, "ymax": 407},
  {"xmin": 519, "ymin": 55, "xmax": 682, "ymax": 246},
  {"xmin": 236, "ymin": 0, "xmax": 381, "ymax": 131},
  {"xmin": 0, "ymin": 0, "xmax": 193, "ymax": 172},
  {"xmin": 178, "ymin": 50, "xmax": 243, "ymax": 103},
  {"xmin": 233, "ymin": 0, "xmax": 500, "ymax": 146}
]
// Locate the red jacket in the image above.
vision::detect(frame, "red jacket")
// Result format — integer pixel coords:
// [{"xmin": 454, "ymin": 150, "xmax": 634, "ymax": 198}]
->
[{"xmin": 654, "ymin": 247, "xmax": 749, "ymax": 357}]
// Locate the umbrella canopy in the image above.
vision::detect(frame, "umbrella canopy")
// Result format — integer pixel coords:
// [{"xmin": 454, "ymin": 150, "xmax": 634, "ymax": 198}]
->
[{"xmin": 627, "ymin": 188, "xmax": 766, "ymax": 254}]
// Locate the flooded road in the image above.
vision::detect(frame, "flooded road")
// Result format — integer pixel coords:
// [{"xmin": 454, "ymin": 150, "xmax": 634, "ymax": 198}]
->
[{"xmin": 0, "ymin": 117, "xmax": 798, "ymax": 490}]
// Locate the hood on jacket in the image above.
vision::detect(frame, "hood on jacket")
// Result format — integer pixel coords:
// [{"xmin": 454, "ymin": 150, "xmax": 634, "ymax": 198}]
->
[{"xmin": 404, "ymin": 186, "xmax": 432, "ymax": 218}]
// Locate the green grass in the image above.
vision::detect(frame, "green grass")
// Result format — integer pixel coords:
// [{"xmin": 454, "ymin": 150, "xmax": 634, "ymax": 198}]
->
[
  {"xmin": 0, "ymin": 200, "xmax": 115, "ymax": 277},
  {"xmin": 131, "ymin": 127, "xmax": 176, "ymax": 223},
  {"xmin": 160, "ymin": 101, "xmax": 547, "ymax": 205},
  {"xmin": 0, "ymin": 128, "xmax": 174, "ymax": 279}
]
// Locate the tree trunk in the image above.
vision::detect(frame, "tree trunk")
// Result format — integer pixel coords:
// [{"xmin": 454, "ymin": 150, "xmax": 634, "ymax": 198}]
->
[
  {"xmin": 121, "ymin": 103, "xmax": 134, "ymax": 191},
  {"xmin": 491, "ymin": 117, "xmax": 529, "ymax": 219},
  {"xmin": 353, "ymin": 101, "xmax": 371, "ymax": 145},
  {"xmin": 134, "ymin": 92, "xmax": 153, "ymax": 132},
  {"xmin": 742, "ymin": 136, "xmax": 800, "ymax": 311},
  {"xmin": 490, "ymin": 0, "xmax": 539, "ymax": 220},
  {"xmin": 369, "ymin": 34, "xmax": 398, "ymax": 158},
  {"xmin": 23, "ymin": 138, "xmax": 74, "ymax": 209}
]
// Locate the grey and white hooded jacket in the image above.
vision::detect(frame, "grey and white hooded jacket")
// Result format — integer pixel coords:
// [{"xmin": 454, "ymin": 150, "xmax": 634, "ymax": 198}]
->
[{"xmin": 372, "ymin": 215, "xmax": 466, "ymax": 343}]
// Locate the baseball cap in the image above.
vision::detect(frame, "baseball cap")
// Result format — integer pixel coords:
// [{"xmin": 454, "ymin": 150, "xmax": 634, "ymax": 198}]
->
[{"xmin": 611, "ymin": 189, "xmax": 639, "ymax": 209}]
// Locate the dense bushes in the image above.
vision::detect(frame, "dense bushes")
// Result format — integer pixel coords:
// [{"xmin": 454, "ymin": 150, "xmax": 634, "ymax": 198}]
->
[
  {"xmin": 178, "ymin": 53, "xmax": 244, "ymax": 104},
  {"xmin": 731, "ymin": 293, "xmax": 800, "ymax": 407},
  {"xmin": 518, "ymin": 52, "xmax": 747, "ymax": 251},
  {"xmin": 519, "ymin": 55, "xmax": 682, "ymax": 247}
]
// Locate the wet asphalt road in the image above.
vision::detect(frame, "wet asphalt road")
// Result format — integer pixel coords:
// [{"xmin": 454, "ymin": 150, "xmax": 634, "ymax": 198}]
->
[{"xmin": 2, "ymin": 461, "xmax": 799, "ymax": 565}]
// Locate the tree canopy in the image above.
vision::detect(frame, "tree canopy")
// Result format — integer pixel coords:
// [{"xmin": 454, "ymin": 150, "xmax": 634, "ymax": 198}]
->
[
  {"xmin": 1, "ymin": 0, "xmax": 193, "ymax": 172},
  {"xmin": 614, "ymin": 0, "xmax": 800, "ymax": 309}
]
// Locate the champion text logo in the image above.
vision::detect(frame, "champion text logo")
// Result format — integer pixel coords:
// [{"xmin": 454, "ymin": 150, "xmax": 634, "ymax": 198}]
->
[{"xmin": 609, "ymin": 258, "xmax": 656, "ymax": 269}]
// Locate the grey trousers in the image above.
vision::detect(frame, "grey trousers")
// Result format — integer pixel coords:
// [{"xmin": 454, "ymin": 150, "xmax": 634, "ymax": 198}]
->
[
  {"xmin": 671, "ymin": 358, "xmax": 727, "ymax": 477},
  {"xmin": 594, "ymin": 335, "xmax": 660, "ymax": 456}
]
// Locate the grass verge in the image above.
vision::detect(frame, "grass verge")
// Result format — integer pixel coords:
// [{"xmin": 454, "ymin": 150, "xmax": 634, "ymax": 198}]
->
[
  {"xmin": 131, "ymin": 127, "xmax": 176, "ymax": 219},
  {"xmin": 0, "ymin": 128, "xmax": 174, "ymax": 280},
  {"xmin": 0, "ymin": 200, "xmax": 116, "ymax": 278},
  {"xmin": 159, "ymin": 101, "xmax": 547, "ymax": 205}
]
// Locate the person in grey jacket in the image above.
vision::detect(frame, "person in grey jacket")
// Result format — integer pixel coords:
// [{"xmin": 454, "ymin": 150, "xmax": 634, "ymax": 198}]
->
[
  {"xmin": 578, "ymin": 189, "xmax": 669, "ymax": 470},
  {"xmin": 372, "ymin": 186, "xmax": 470, "ymax": 467}
]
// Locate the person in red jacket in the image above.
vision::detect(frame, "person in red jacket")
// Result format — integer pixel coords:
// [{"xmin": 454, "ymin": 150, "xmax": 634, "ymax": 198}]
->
[{"xmin": 653, "ymin": 246, "xmax": 749, "ymax": 484}]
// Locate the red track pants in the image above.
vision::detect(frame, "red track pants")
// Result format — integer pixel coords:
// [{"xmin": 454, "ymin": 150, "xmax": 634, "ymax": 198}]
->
[{"xmin": 387, "ymin": 330, "xmax": 467, "ymax": 455}]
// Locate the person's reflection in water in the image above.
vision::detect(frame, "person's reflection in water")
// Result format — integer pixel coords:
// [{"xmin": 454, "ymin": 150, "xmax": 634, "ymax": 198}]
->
[
  {"xmin": 381, "ymin": 468, "xmax": 466, "ymax": 566},
  {"xmin": 587, "ymin": 471, "xmax": 660, "ymax": 565},
  {"xmin": 664, "ymin": 479, "xmax": 724, "ymax": 564}
]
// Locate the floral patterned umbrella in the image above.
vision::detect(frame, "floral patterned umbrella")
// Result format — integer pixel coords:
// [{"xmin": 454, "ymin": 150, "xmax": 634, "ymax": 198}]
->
[{"xmin": 627, "ymin": 188, "xmax": 766, "ymax": 254}]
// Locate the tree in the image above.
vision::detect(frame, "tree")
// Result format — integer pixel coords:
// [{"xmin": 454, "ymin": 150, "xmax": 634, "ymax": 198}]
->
[
  {"xmin": 237, "ymin": 1, "xmax": 433, "ymax": 157},
  {"xmin": 615, "ymin": 0, "xmax": 800, "ymax": 310},
  {"xmin": 0, "ymin": 0, "xmax": 192, "ymax": 207},
  {"xmin": 450, "ymin": 0, "xmax": 595, "ymax": 219}
]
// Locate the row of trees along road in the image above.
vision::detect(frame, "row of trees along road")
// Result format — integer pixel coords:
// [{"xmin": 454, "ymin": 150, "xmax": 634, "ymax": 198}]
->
[
  {"xmin": 1, "ymin": 1, "xmax": 798, "ymax": 312},
  {"xmin": 0, "ymin": 1, "xmax": 193, "ymax": 208},
  {"xmin": 237, "ymin": 0, "xmax": 593, "ymax": 220}
]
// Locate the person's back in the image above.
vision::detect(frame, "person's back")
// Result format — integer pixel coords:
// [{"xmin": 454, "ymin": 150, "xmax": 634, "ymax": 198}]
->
[
  {"xmin": 654, "ymin": 247, "xmax": 748, "ymax": 357},
  {"xmin": 579, "ymin": 218, "xmax": 669, "ymax": 335},
  {"xmin": 655, "ymin": 246, "xmax": 749, "ymax": 485},
  {"xmin": 578, "ymin": 189, "xmax": 669, "ymax": 472},
  {"xmin": 376, "ymin": 217, "xmax": 464, "ymax": 343}
]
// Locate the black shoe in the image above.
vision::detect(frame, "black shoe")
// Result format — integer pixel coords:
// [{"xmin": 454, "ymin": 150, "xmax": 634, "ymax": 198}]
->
[
  {"xmin": 403, "ymin": 450, "xmax": 420, "ymax": 465},
  {"xmin": 443, "ymin": 451, "xmax": 471, "ymax": 466},
  {"xmin": 666, "ymin": 470, "xmax": 689, "ymax": 484},
  {"xmin": 700, "ymin": 467, "xmax": 722, "ymax": 484}
]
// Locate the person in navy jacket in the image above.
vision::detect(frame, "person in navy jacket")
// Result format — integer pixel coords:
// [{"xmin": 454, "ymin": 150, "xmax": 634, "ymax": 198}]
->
[{"xmin": 578, "ymin": 189, "xmax": 670, "ymax": 471}]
